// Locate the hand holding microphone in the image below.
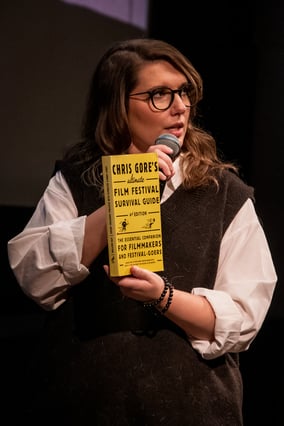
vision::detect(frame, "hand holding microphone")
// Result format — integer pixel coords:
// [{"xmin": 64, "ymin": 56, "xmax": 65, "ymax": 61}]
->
[
  {"xmin": 154, "ymin": 133, "xmax": 181, "ymax": 196},
  {"xmin": 154, "ymin": 133, "xmax": 181, "ymax": 161}
]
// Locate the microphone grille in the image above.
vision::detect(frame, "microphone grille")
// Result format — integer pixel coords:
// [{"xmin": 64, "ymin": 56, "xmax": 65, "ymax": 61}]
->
[{"xmin": 155, "ymin": 134, "xmax": 181, "ymax": 159}]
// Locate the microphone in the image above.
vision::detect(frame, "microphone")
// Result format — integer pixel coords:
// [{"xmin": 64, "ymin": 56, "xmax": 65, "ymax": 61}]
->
[
  {"xmin": 154, "ymin": 133, "xmax": 181, "ymax": 160},
  {"xmin": 154, "ymin": 133, "xmax": 181, "ymax": 197}
]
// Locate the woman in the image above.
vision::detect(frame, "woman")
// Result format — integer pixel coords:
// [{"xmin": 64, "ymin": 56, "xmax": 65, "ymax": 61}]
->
[{"xmin": 8, "ymin": 38, "xmax": 277, "ymax": 425}]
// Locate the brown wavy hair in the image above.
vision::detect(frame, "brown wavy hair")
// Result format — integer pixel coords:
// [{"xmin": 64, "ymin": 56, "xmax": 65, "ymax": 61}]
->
[{"xmin": 63, "ymin": 38, "xmax": 237, "ymax": 190}]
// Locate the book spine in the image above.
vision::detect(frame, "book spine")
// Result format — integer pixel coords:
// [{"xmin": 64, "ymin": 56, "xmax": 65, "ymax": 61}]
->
[{"xmin": 102, "ymin": 156, "xmax": 119, "ymax": 275}]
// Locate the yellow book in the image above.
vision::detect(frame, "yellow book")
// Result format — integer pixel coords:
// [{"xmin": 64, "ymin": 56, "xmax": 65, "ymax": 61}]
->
[{"xmin": 102, "ymin": 152, "xmax": 164, "ymax": 276}]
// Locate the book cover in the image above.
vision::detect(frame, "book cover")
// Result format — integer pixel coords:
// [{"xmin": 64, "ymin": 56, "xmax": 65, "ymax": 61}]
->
[{"xmin": 102, "ymin": 152, "xmax": 164, "ymax": 276}]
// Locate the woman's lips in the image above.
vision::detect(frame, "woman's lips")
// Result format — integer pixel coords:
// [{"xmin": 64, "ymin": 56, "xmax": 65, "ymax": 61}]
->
[{"xmin": 165, "ymin": 126, "xmax": 184, "ymax": 138}]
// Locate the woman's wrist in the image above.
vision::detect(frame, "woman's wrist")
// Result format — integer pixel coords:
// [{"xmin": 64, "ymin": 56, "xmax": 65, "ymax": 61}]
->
[
  {"xmin": 143, "ymin": 276, "xmax": 174, "ymax": 314},
  {"xmin": 143, "ymin": 277, "xmax": 170, "ymax": 308}
]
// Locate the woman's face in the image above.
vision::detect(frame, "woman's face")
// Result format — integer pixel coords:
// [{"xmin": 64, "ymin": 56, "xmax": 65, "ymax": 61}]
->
[{"xmin": 128, "ymin": 60, "xmax": 190, "ymax": 154}]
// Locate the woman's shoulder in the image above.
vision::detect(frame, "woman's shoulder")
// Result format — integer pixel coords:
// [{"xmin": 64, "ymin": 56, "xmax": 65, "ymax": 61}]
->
[
  {"xmin": 216, "ymin": 170, "xmax": 255, "ymax": 230},
  {"xmin": 219, "ymin": 169, "xmax": 254, "ymax": 200}
]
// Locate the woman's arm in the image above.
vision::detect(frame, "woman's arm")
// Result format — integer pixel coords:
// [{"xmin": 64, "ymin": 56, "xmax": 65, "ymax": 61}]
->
[
  {"xmin": 105, "ymin": 199, "xmax": 277, "ymax": 359},
  {"xmin": 104, "ymin": 264, "xmax": 216, "ymax": 341},
  {"xmin": 191, "ymin": 199, "xmax": 277, "ymax": 359},
  {"xmin": 7, "ymin": 171, "xmax": 106, "ymax": 310}
]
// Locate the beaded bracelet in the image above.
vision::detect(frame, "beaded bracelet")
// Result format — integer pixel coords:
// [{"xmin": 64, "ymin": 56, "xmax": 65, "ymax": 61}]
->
[
  {"xmin": 143, "ymin": 276, "xmax": 170, "ymax": 308},
  {"xmin": 160, "ymin": 283, "xmax": 174, "ymax": 314}
]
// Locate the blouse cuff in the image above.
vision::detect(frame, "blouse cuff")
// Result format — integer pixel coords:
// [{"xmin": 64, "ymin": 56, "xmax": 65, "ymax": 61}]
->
[{"xmin": 189, "ymin": 287, "xmax": 243, "ymax": 360}]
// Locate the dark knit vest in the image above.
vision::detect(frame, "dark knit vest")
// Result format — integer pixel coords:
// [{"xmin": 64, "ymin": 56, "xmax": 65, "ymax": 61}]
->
[{"xmin": 43, "ymin": 162, "xmax": 254, "ymax": 426}]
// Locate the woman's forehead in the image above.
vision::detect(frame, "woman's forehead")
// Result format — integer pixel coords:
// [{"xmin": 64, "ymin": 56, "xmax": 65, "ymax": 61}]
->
[{"xmin": 135, "ymin": 61, "xmax": 186, "ymax": 88}]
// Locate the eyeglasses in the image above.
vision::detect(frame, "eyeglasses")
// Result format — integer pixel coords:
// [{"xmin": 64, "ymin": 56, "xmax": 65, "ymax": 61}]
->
[{"xmin": 129, "ymin": 83, "xmax": 194, "ymax": 111}]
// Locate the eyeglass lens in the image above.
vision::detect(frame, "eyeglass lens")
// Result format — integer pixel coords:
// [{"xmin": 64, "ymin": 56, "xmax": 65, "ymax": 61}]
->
[{"xmin": 151, "ymin": 86, "xmax": 192, "ymax": 110}]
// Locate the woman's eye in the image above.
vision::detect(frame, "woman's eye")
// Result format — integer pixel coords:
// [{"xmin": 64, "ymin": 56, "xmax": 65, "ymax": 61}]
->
[{"xmin": 154, "ymin": 89, "xmax": 169, "ymax": 97}]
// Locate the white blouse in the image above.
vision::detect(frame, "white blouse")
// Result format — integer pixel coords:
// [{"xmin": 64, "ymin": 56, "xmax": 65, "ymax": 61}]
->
[{"xmin": 7, "ymin": 159, "xmax": 277, "ymax": 360}]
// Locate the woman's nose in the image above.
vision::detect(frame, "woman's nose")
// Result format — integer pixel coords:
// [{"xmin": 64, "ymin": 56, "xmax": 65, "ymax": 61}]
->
[{"xmin": 171, "ymin": 93, "xmax": 188, "ymax": 112}]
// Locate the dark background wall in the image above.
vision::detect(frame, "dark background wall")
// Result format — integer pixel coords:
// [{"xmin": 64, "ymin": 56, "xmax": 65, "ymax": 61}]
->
[
  {"xmin": 1, "ymin": 0, "xmax": 283, "ymax": 424},
  {"xmin": 1, "ymin": 0, "xmax": 147, "ymax": 422},
  {"xmin": 0, "ymin": 0, "xmax": 147, "ymax": 206},
  {"xmin": 148, "ymin": 2, "xmax": 284, "ymax": 424}
]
